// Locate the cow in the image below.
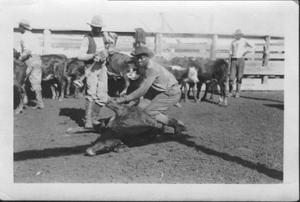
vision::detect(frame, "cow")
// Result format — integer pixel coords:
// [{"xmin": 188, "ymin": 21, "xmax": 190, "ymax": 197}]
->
[
  {"xmin": 106, "ymin": 52, "xmax": 139, "ymax": 96},
  {"xmin": 164, "ymin": 57, "xmax": 199, "ymax": 103},
  {"xmin": 189, "ymin": 57, "xmax": 229, "ymax": 106},
  {"xmin": 65, "ymin": 58, "xmax": 85, "ymax": 98},
  {"xmin": 71, "ymin": 52, "xmax": 139, "ymax": 98},
  {"xmin": 40, "ymin": 54, "xmax": 68, "ymax": 100},
  {"xmin": 13, "ymin": 49, "xmax": 20, "ymax": 60},
  {"xmin": 14, "ymin": 58, "xmax": 27, "ymax": 114}
]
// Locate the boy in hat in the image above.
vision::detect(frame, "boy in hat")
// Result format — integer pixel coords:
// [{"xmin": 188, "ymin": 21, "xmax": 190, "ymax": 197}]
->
[
  {"xmin": 228, "ymin": 29, "xmax": 254, "ymax": 98},
  {"xmin": 115, "ymin": 46, "xmax": 187, "ymax": 135},
  {"xmin": 76, "ymin": 15, "xmax": 117, "ymax": 128},
  {"xmin": 16, "ymin": 19, "xmax": 44, "ymax": 109}
]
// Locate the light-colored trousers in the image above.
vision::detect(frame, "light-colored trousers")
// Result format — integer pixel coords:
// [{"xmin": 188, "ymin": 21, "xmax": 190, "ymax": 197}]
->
[
  {"xmin": 85, "ymin": 64, "xmax": 109, "ymax": 106},
  {"xmin": 138, "ymin": 84, "xmax": 181, "ymax": 125},
  {"xmin": 25, "ymin": 55, "xmax": 42, "ymax": 91}
]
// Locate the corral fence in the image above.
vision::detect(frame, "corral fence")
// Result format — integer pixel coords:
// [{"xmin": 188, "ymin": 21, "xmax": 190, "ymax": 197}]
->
[{"xmin": 14, "ymin": 28, "xmax": 284, "ymax": 89}]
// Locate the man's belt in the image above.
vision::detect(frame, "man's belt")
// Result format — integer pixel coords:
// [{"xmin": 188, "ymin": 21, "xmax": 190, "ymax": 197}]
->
[{"xmin": 231, "ymin": 58, "xmax": 244, "ymax": 61}]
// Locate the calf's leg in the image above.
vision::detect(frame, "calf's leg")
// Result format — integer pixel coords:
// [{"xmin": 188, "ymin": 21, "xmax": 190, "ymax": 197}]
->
[
  {"xmin": 196, "ymin": 82, "xmax": 203, "ymax": 101},
  {"xmin": 201, "ymin": 82, "xmax": 210, "ymax": 101}
]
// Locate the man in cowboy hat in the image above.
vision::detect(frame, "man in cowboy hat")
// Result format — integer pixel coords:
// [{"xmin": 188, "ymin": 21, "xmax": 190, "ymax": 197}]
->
[
  {"xmin": 77, "ymin": 15, "xmax": 117, "ymax": 129},
  {"xmin": 115, "ymin": 46, "xmax": 187, "ymax": 136},
  {"xmin": 228, "ymin": 29, "xmax": 254, "ymax": 98},
  {"xmin": 133, "ymin": 28, "xmax": 147, "ymax": 49},
  {"xmin": 15, "ymin": 19, "xmax": 44, "ymax": 109}
]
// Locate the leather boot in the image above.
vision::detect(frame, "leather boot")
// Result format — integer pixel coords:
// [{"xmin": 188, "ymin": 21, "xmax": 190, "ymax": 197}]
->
[
  {"xmin": 33, "ymin": 90, "xmax": 44, "ymax": 109},
  {"xmin": 92, "ymin": 103, "xmax": 101, "ymax": 125},
  {"xmin": 167, "ymin": 118, "xmax": 187, "ymax": 136},
  {"xmin": 85, "ymin": 100, "xmax": 94, "ymax": 129}
]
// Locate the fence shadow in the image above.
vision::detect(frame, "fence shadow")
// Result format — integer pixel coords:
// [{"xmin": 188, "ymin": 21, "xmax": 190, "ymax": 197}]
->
[
  {"xmin": 59, "ymin": 108, "xmax": 85, "ymax": 127},
  {"xmin": 173, "ymin": 136, "xmax": 283, "ymax": 181},
  {"xmin": 263, "ymin": 104, "xmax": 284, "ymax": 110},
  {"xmin": 14, "ymin": 144, "xmax": 90, "ymax": 161},
  {"xmin": 240, "ymin": 95, "xmax": 283, "ymax": 103},
  {"xmin": 14, "ymin": 132, "xmax": 283, "ymax": 181}
]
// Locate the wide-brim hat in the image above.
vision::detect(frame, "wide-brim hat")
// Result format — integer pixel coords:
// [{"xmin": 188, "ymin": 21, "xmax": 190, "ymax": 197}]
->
[
  {"xmin": 234, "ymin": 29, "xmax": 244, "ymax": 36},
  {"xmin": 19, "ymin": 20, "xmax": 32, "ymax": 31},
  {"xmin": 131, "ymin": 46, "xmax": 154, "ymax": 58},
  {"xmin": 87, "ymin": 15, "xmax": 105, "ymax": 28}
]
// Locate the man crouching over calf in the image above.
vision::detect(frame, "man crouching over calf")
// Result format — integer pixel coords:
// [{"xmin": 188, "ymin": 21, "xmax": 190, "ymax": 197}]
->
[{"xmin": 116, "ymin": 46, "xmax": 187, "ymax": 135}]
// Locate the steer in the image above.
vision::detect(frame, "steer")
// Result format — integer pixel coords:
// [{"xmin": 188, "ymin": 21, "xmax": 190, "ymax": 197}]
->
[
  {"xmin": 190, "ymin": 57, "xmax": 229, "ymax": 106},
  {"xmin": 167, "ymin": 57, "xmax": 199, "ymax": 102},
  {"xmin": 106, "ymin": 52, "xmax": 139, "ymax": 96},
  {"xmin": 65, "ymin": 58, "xmax": 85, "ymax": 98},
  {"xmin": 40, "ymin": 54, "xmax": 68, "ymax": 100},
  {"xmin": 71, "ymin": 52, "xmax": 139, "ymax": 98},
  {"xmin": 14, "ymin": 58, "xmax": 28, "ymax": 114}
]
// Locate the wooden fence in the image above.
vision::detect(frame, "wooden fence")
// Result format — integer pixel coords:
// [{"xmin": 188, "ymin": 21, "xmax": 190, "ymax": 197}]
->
[{"xmin": 14, "ymin": 28, "xmax": 285, "ymax": 86}]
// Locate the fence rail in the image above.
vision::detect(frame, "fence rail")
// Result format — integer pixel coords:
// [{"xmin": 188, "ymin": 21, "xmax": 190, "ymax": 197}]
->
[{"xmin": 14, "ymin": 27, "xmax": 285, "ymax": 84}]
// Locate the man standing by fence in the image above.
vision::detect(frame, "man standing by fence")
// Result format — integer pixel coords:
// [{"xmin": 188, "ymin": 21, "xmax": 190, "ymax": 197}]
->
[
  {"xmin": 77, "ymin": 15, "xmax": 114, "ymax": 129},
  {"xmin": 228, "ymin": 29, "xmax": 254, "ymax": 98},
  {"xmin": 15, "ymin": 20, "xmax": 44, "ymax": 109}
]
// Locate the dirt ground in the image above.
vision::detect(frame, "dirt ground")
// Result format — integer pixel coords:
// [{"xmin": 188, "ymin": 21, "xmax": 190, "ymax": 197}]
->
[{"xmin": 14, "ymin": 91, "xmax": 283, "ymax": 183}]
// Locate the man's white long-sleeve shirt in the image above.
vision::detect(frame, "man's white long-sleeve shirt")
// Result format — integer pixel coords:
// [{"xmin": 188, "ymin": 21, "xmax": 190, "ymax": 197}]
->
[
  {"xmin": 230, "ymin": 38, "xmax": 253, "ymax": 58},
  {"xmin": 14, "ymin": 32, "xmax": 41, "ymax": 55}
]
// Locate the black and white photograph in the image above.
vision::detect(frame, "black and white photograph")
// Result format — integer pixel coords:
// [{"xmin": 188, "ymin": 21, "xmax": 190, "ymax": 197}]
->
[{"xmin": 0, "ymin": 0, "xmax": 298, "ymax": 201}]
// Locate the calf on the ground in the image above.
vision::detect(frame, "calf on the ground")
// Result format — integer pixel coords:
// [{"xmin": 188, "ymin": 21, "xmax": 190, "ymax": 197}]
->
[
  {"xmin": 40, "ymin": 54, "xmax": 68, "ymax": 100},
  {"xmin": 86, "ymin": 100, "xmax": 161, "ymax": 155}
]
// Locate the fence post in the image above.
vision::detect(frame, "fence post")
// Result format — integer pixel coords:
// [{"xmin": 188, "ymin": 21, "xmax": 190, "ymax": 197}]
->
[
  {"xmin": 262, "ymin": 35, "xmax": 270, "ymax": 67},
  {"xmin": 43, "ymin": 29, "xmax": 51, "ymax": 54},
  {"xmin": 154, "ymin": 33, "xmax": 163, "ymax": 56},
  {"xmin": 210, "ymin": 34, "xmax": 218, "ymax": 59},
  {"xmin": 261, "ymin": 35, "xmax": 271, "ymax": 84},
  {"xmin": 261, "ymin": 75, "xmax": 269, "ymax": 84}
]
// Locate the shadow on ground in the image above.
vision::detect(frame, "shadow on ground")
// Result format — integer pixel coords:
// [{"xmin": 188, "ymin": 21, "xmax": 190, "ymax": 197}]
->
[
  {"xmin": 59, "ymin": 108, "xmax": 85, "ymax": 127},
  {"xmin": 264, "ymin": 104, "xmax": 284, "ymax": 110},
  {"xmin": 14, "ymin": 132, "xmax": 283, "ymax": 181},
  {"xmin": 241, "ymin": 95, "xmax": 283, "ymax": 103}
]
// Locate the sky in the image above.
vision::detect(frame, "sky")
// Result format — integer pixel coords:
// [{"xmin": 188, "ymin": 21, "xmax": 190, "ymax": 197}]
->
[{"xmin": 0, "ymin": 0, "xmax": 297, "ymax": 36}]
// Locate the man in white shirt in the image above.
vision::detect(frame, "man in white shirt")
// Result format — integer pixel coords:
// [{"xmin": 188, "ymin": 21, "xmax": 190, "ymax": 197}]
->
[
  {"xmin": 77, "ymin": 15, "xmax": 116, "ymax": 129},
  {"xmin": 16, "ymin": 20, "xmax": 44, "ymax": 109},
  {"xmin": 229, "ymin": 29, "xmax": 253, "ymax": 98}
]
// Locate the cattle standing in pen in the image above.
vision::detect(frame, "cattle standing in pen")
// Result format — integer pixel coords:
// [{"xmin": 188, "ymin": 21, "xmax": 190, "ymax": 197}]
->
[
  {"xmin": 190, "ymin": 57, "xmax": 229, "ymax": 106},
  {"xmin": 40, "ymin": 54, "xmax": 68, "ymax": 100},
  {"xmin": 14, "ymin": 58, "xmax": 28, "ymax": 114},
  {"xmin": 106, "ymin": 52, "xmax": 140, "ymax": 96},
  {"xmin": 153, "ymin": 56, "xmax": 199, "ymax": 103},
  {"xmin": 65, "ymin": 58, "xmax": 86, "ymax": 98}
]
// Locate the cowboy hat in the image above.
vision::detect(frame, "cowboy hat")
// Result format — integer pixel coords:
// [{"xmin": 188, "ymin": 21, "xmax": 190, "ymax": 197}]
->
[
  {"xmin": 233, "ymin": 29, "xmax": 244, "ymax": 36},
  {"xmin": 131, "ymin": 46, "xmax": 154, "ymax": 58},
  {"xmin": 19, "ymin": 19, "xmax": 32, "ymax": 31},
  {"xmin": 87, "ymin": 15, "xmax": 105, "ymax": 27}
]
